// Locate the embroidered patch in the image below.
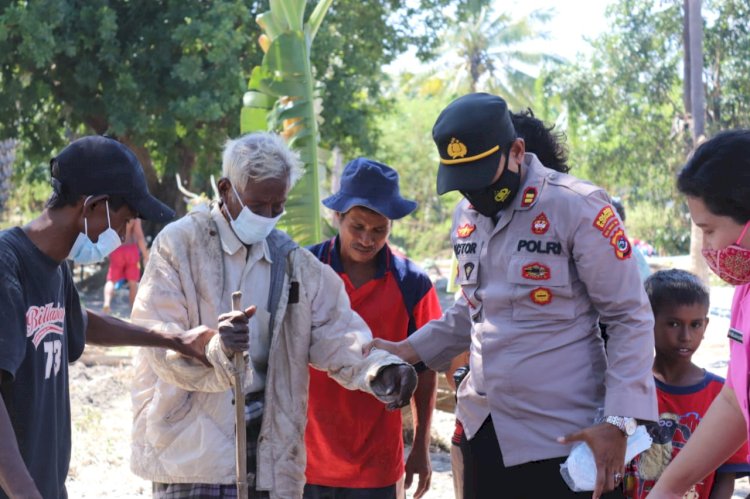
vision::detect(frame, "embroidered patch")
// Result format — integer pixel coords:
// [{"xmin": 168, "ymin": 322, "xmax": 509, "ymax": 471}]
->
[
  {"xmin": 464, "ymin": 262, "xmax": 475, "ymax": 280},
  {"xmin": 494, "ymin": 187, "xmax": 511, "ymax": 202},
  {"xmin": 456, "ymin": 223, "xmax": 476, "ymax": 239},
  {"xmin": 530, "ymin": 287, "xmax": 552, "ymax": 305},
  {"xmin": 609, "ymin": 228, "xmax": 632, "ymax": 260},
  {"xmin": 593, "ymin": 205, "xmax": 616, "ymax": 231},
  {"xmin": 602, "ymin": 218, "xmax": 620, "ymax": 238},
  {"xmin": 531, "ymin": 212, "xmax": 550, "ymax": 235},
  {"xmin": 521, "ymin": 187, "xmax": 538, "ymax": 207},
  {"xmin": 729, "ymin": 328, "xmax": 744, "ymax": 343},
  {"xmin": 522, "ymin": 262, "xmax": 551, "ymax": 280},
  {"xmin": 447, "ymin": 138, "xmax": 468, "ymax": 159}
]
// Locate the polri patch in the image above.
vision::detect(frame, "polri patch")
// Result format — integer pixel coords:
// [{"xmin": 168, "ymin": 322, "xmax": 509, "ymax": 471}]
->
[
  {"xmin": 530, "ymin": 287, "xmax": 552, "ymax": 305},
  {"xmin": 602, "ymin": 218, "xmax": 620, "ymax": 238},
  {"xmin": 521, "ymin": 187, "xmax": 538, "ymax": 207},
  {"xmin": 456, "ymin": 223, "xmax": 476, "ymax": 238},
  {"xmin": 531, "ymin": 212, "xmax": 550, "ymax": 235},
  {"xmin": 729, "ymin": 328, "xmax": 744, "ymax": 344},
  {"xmin": 609, "ymin": 228, "xmax": 632, "ymax": 260},
  {"xmin": 522, "ymin": 262, "xmax": 550, "ymax": 280},
  {"xmin": 593, "ymin": 205, "xmax": 616, "ymax": 232}
]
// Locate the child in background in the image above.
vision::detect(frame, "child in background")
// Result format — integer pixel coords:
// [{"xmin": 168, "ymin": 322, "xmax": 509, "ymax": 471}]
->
[{"xmin": 624, "ymin": 269, "xmax": 750, "ymax": 499}]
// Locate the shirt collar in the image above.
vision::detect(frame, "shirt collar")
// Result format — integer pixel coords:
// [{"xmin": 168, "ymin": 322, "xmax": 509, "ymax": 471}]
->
[{"xmin": 210, "ymin": 204, "xmax": 273, "ymax": 263}]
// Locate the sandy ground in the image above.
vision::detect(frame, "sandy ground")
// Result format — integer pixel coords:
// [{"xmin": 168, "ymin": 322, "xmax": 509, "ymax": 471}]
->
[{"xmin": 64, "ymin": 284, "xmax": 750, "ymax": 498}]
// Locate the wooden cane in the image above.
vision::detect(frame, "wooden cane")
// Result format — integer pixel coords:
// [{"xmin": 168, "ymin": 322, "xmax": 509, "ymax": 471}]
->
[{"xmin": 231, "ymin": 291, "xmax": 248, "ymax": 499}]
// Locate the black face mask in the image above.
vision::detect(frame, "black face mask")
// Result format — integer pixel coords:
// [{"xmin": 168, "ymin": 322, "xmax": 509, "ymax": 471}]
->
[{"xmin": 461, "ymin": 156, "xmax": 521, "ymax": 218}]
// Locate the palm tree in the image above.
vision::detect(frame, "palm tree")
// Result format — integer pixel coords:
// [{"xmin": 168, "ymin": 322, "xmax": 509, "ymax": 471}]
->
[{"xmin": 441, "ymin": 6, "xmax": 560, "ymax": 110}]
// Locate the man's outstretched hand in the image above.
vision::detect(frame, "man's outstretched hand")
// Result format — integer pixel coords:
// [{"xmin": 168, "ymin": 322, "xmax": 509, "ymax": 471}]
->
[
  {"xmin": 371, "ymin": 364, "xmax": 417, "ymax": 410},
  {"xmin": 173, "ymin": 326, "xmax": 217, "ymax": 367}
]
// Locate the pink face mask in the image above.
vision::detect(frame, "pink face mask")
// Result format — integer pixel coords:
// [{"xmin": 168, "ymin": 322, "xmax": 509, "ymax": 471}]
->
[{"xmin": 702, "ymin": 221, "xmax": 750, "ymax": 286}]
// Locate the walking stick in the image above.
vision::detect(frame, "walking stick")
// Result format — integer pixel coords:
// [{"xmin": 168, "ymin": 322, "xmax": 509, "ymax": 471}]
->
[{"xmin": 231, "ymin": 291, "xmax": 248, "ymax": 499}]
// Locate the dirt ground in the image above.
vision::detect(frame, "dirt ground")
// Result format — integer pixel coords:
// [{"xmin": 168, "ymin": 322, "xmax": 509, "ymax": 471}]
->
[{"xmin": 65, "ymin": 284, "xmax": 750, "ymax": 498}]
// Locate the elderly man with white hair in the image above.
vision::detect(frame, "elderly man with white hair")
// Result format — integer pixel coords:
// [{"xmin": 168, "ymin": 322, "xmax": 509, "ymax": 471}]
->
[{"xmin": 129, "ymin": 132, "xmax": 417, "ymax": 499}]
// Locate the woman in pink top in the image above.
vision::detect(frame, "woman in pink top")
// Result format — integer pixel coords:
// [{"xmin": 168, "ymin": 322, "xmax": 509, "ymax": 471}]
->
[{"xmin": 650, "ymin": 130, "xmax": 750, "ymax": 498}]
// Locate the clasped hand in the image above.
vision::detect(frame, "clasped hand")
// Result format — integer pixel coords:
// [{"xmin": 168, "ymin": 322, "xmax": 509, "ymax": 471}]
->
[
  {"xmin": 371, "ymin": 364, "xmax": 417, "ymax": 410},
  {"xmin": 217, "ymin": 306, "xmax": 256, "ymax": 356}
]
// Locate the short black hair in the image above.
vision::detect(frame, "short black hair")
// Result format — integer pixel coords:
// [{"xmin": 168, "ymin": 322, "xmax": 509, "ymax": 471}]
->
[
  {"xmin": 46, "ymin": 158, "xmax": 129, "ymax": 211},
  {"xmin": 644, "ymin": 269, "xmax": 709, "ymax": 317},
  {"xmin": 677, "ymin": 129, "xmax": 750, "ymax": 225},
  {"xmin": 511, "ymin": 108, "xmax": 570, "ymax": 174}
]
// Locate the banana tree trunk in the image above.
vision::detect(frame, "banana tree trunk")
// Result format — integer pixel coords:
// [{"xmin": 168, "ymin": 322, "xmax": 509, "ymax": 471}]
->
[{"xmin": 240, "ymin": 0, "xmax": 333, "ymax": 246}]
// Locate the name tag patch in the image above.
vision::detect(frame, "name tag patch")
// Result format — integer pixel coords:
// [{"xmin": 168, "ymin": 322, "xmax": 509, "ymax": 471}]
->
[
  {"xmin": 729, "ymin": 328, "xmax": 744, "ymax": 343},
  {"xmin": 517, "ymin": 239, "xmax": 562, "ymax": 255},
  {"xmin": 454, "ymin": 242, "xmax": 478, "ymax": 255}
]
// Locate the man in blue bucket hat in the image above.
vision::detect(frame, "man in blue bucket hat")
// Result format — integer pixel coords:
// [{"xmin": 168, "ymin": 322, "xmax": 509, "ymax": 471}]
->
[{"xmin": 305, "ymin": 157, "xmax": 443, "ymax": 499}]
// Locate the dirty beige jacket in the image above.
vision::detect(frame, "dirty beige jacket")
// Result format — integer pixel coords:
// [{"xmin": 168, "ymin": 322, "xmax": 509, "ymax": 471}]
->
[
  {"xmin": 409, "ymin": 154, "xmax": 658, "ymax": 466},
  {"xmin": 129, "ymin": 209, "xmax": 406, "ymax": 498}
]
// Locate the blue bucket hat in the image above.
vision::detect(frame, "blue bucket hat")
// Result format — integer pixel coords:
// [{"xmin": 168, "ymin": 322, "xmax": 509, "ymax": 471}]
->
[{"xmin": 322, "ymin": 157, "xmax": 417, "ymax": 220}]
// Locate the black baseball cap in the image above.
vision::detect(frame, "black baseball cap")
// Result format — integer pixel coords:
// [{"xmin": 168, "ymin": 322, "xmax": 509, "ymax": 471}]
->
[
  {"xmin": 52, "ymin": 136, "xmax": 175, "ymax": 222},
  {"xmin": 432, "ymin": 93, "xmax": 516, "ymax": 195}
]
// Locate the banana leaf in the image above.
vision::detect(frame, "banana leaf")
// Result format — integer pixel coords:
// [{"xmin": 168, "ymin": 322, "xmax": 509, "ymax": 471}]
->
[{"xmin": 240, "ymin": 0, "xmax": 333, "ymax": 246}]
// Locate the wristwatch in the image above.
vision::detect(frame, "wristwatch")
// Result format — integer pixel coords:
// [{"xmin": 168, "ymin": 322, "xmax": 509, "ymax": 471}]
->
[{"xmin": 603, "ymin": 415, "xmax": 637, "ymax": 436}]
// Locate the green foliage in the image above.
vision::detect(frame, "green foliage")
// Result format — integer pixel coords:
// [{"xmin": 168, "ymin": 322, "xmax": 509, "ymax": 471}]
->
[
  {"xmin": 549, "ymin": 0, "xmax": 750, "ymax": 254},
  {"xmin": 431, "ymin": 5, "xmax": 560, "ymax": 110},
  {"xmin": 704, "ymin": 0, "xmax": 750, "ymax": 129},
  {"xmin": 241, "ymin": 0, "xmax": 330, "ymax": 246},
  {"xmin": 311, "ymin": 0, "xmax": 483, "ymax": 157},
  {"xmin": 374, "ymin": 91, "xmax": 461, "ymax": 259},
  {"xmin": 0, "ymin": 0, "xmax": 475, "ymax": 228},
  {"xmin": 549, "ymin": 0, "xmax": 692, "ymax": 253}
]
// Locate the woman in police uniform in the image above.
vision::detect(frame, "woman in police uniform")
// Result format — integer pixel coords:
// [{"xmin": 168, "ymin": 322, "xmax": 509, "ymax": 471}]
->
[{"xmin": 368, "ymin": 93, "xmax": 657, "ymax": 499}]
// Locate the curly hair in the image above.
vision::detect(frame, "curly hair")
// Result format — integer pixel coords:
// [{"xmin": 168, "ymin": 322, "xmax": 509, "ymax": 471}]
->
[{"xmin": 511, "ymin": 108, "xmax": 570, "ymax": 173}]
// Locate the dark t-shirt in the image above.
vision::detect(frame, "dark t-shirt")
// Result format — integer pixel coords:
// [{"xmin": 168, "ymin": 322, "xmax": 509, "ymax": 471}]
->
[{"xmin": 0, "ymin": 227, "xmax": 86, "ymax": 499}]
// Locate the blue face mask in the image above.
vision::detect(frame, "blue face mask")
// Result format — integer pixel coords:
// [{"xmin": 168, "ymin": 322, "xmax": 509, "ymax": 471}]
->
[
  {"xmin": 68, "ymin": 198, "xmax": 123, "ymax": 264},
  {"xmin": 226, "ymin": 184, "xmax": 282, "ymax": 245}
]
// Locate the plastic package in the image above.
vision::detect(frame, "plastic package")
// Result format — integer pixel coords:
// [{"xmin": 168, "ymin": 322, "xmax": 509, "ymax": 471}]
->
[{"xmin": 560, "ymin": 425, "xmax": 652, "ymax": 492}]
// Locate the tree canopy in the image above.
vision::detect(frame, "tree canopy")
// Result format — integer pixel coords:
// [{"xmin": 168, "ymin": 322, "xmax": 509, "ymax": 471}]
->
[{"xmin": 0, "ymin": 0, "xmax": 477, "ymax": 226}]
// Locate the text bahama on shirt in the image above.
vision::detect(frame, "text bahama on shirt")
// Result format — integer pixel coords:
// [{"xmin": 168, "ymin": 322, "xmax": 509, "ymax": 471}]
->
[
  {"xmin": 0, "ymin": 227, "xmax": 86, "ymax": 499},
  {"xmin": 304, "ymin": 237, "xmax": 442, "ymax": 488}
]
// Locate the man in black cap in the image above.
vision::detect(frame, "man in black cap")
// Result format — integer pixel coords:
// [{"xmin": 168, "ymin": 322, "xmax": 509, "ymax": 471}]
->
[
  {"xmin": 0, "ymin": 136, "xmax": 249, "ymax": 499},
  {"xmin": 368, "ymin": 93, "xmax": 658, "ymax": 498},
  {"xmin": 304, "ymin": 158, "xmax": 442, "ymax": 499}
]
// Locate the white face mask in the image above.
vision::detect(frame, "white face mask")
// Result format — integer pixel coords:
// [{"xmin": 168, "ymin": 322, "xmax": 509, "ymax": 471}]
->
[
  {"xmin": 68, "ymin": 198, "xmax": 123, "ymax": 264},
  {"xmin": 226, "ymin": 184, "xmax": 282, "ymax": 245}
]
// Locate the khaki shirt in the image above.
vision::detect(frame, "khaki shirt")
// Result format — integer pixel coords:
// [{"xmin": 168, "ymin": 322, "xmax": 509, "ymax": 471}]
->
[{"xmin": 409, "ymin": 154, "xmax": 657, "ymax": 466}]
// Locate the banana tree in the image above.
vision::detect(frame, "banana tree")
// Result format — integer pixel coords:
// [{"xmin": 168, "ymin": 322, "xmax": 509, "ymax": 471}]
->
[{"xmin": 241, "ymin": 0, "xmax": 332, "ymax": 246}]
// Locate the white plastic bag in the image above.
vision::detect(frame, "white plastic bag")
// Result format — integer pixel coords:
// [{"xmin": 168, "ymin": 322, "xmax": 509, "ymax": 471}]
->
[{"xmin": 559, "ymin": 425, "xmax": 652, "ymax": 492}]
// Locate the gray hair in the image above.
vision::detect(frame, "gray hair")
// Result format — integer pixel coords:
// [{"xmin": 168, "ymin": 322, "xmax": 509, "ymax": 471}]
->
[{"xmin": 221, "ymin": 132, "xmax": 304, "ymax": 191}]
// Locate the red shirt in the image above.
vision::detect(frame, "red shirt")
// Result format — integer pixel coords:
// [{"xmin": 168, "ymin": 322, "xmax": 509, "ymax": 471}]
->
[
  {"xmin": 304, "ymin": 238, "xmax": 442, "ymax": 487},
  {"xmin": 624, "ymin": 371, "xmax": 750, "ymax": 498}
]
